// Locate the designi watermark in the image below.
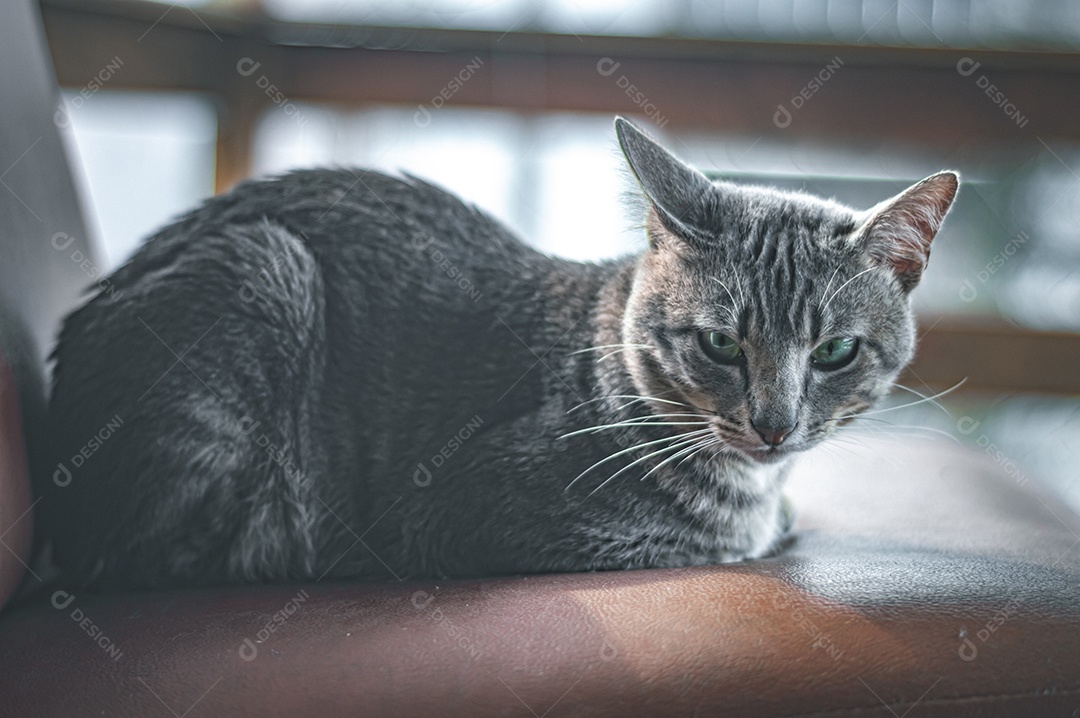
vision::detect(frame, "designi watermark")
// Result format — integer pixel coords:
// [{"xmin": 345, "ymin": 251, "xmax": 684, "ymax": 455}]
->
[
  {"xmin": 772, "ymin": 591, "xmax": 843, "ymax": 661},
  {"xmin": 51, "ymin": 232, "xmax": 122, "ymax": 301},
  {"xmin": 239, "ymin": 416, "xmax": 305, "ymax": 485},
  {"xmin": 237, "ymin": 58, "xmax": 308, "ymax": 127},
  {"xmin": 958, "ymin": 594, "xmax": 1021, "ymax": 661},
  {"xmin": 414, "ymin": 57, "xmax": 485, "ymax": 128},
  {"xmin": 959, "ymin": 231, "xmax": 1028, "ymax": 302},
  {"xmin": 51, "ymin": 591, "xmax": 124, "ymax": 661},
  {"xmin": 53, "ymin": 414, "xmax": 124, "ymax": 487},
  {"xmin": 411, "ymin": 590, "xmax": 483, "ymax": 659},
  {"xmin": 597, "ymin": 58, "xmax": 668, "ymax": 129},
  {"xmin": 956, "ymin": 416, "xmax": 1029, "ymax": 488},
  {"xmin": 238, "ymin": 588, "xmax": 310, "ymax": 661},
  {"xmin": 957, "ymin": 58, "xmax": 1029, "ymax": 129},
  {"xmin": 411, "ymin": 233, "xmax": 483, "ymax": 302},
  {"xmin": 238, "ymin": 233, "xmax": 308, "ymax": 303},
  {"xmin": 774, "ymin": 56, "xmax": 844, "ymax": 129},
  {"xmin": 54, "ymin": 56, "xmax": 124, "ymax": 128},
  {"xmin": 413, "ymin": 414, "xmax": 485, "ymax": 486}
]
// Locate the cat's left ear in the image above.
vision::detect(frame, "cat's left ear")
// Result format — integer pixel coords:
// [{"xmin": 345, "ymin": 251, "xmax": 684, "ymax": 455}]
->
[
  {"xmin": 856, "ymin": 171, "xmax": 959, "ymax": 292},
  {"xmin": 615, "ymin": 117, "xmax": 714, "ymax": 246}
]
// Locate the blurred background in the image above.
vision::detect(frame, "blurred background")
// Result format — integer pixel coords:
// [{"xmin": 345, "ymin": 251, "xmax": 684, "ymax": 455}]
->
[{"xmin": 40, "ymin": 0, "xmax": 1080, "ymax": 511}]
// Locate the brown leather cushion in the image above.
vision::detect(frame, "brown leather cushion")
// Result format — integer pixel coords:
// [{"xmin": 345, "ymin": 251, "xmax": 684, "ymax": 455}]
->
[
  {"xmin": 0, "ymin": 354, "xmax": 32, "ymax": 609},
  {"xmin": 1, "ymin": 437, "xmax": 1078, "ymax": 717}
]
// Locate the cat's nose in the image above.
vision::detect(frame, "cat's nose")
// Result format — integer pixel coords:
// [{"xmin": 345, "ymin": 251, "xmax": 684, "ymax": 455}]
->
[{"xmin": 752, "ymin": 420, "xmax": 797, "ymax": 447}]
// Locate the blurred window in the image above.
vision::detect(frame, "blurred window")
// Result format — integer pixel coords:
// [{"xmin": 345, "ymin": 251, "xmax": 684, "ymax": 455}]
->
[{"xmin": 60, "ymin": 91, "xmax": 217, "ymax": 268}]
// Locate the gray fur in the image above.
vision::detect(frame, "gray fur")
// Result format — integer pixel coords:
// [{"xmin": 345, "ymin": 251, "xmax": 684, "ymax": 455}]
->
[{"xmin": 39, "ymin": 118, "xmax": 958, "ymax": 589}]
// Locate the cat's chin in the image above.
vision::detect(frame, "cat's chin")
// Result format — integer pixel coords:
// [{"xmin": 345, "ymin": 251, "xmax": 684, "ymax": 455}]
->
[{"xmin": 738, "ymin": 446, "xmax": 799, "ymax": 465}]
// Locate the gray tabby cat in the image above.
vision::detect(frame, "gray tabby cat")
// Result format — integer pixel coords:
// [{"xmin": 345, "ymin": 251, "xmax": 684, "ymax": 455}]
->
[{"xmin": 41, "ymin": 118, "xmax": 957, "ymax": 589}]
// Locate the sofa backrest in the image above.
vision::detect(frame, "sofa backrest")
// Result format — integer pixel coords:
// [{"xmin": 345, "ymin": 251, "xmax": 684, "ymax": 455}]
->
[
  {"xmin": 1, "ymin": 0, "xmax": 99, "ymax": 369},
  {"xmin": 0, "ymin": 0, "xmax": 100, "ymax": 608}
]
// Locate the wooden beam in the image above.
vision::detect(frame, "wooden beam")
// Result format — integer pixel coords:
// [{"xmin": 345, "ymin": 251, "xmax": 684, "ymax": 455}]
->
[
  {"xmin": 906, "ymin": 322, "xmax": 1080, "ymax": 396},
  {"xmin": 40, "ymin": 0, "xmax": 1080, "ymax": 150}
]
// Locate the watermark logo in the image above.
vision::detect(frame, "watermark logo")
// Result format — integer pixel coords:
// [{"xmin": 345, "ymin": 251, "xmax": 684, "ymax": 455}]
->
[
  {"xmin": 239, "ymin": 416, "xmax": 305, "ymax": 484},
  {"xmin": 774, "ymin": 56, "xmax": 844, "ymax": 129},
  {"xmin": 238, "ymin": 234, "xmax": 308, "ymax": 303},
  {"xmin": 410, "ymin": 233, "xmax": 483, "ymax": 302},
  {"xmin": 413, "ymin": 414, "xmax": 485, "ymax": 486},
  {"xmin": 955, "ymin": 416, "xmax": 1029, "ymax": 487},
  {"xmin": 958, "ymin": 596, "xmax": 1021, "ymax": 661},
  {"xmin": 53, "ymin": 414, "xmax": 125, "ymax": 487},
  {"xmin": 597, "ymin": 58, "xmax": 668, "ymax": 128},
  {"xmin": 957, "ymin": 58, "xmax": 1028, "ymax": 129},
  {"xmin": 410, "ymin": 590, "xmax": 483, "ymax": 659},
  {"xmin": 238, "ymin": 589, "xmax": 310, "ymax": 661},
  {"xmin": 772, "ymin": 592, "xmax": 843, "ymax": 660},
  {"xmin": 54, "ymin": 56, "xmax": 124, "ymax": 128},
  {"xmin": 51, "ymin": 590, "xmax": 124, "ymax": 661},
  {"xmin": 51, "ymin": 233, "xmax": 122, "ymax": 301},
  {"xmin": 237, "ymin": 57, "xmax": 308, "ymax": 127},
  {"xmin": 958, "ymin": 231, "xmax": 1028, "ymax": 302},
  {"xmin": 414, "ymin": 57, "xmax": 485, "ymax": 127}
]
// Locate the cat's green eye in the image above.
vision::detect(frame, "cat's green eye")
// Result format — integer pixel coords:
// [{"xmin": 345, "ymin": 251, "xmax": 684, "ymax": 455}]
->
[
  {"xmin": 810, "ymin": 337, "xmax": 859, "ymax": 370},
  {"xmin": 699, "ymin": 330, "xmax": 743, "ymax": 364}
]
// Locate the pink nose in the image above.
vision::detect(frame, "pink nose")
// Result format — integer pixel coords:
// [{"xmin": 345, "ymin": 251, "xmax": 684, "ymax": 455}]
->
[{"xmin": 752, "ymin": 422, "xmax": 796, "ymax": 447}]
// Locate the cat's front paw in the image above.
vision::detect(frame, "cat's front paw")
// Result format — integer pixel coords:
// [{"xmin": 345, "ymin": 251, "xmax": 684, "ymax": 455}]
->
[
  {"xmin": 779, "ymin": 493, "xmax": 795, "ymax": 535},
  {"xmin": 759, "ymin": 494, "xmax": 797, "ymax": 558}
]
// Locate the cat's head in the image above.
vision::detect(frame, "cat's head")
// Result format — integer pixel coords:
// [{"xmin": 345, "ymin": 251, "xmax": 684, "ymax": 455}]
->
[{"xmin": 615, "ymin": 117, "xmax": 958, "ymax": 464}]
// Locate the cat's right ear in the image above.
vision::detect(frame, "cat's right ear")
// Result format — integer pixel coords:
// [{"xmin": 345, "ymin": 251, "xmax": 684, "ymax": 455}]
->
[
  {"xmin": 615, "ymin": 117, "xmax": 714, "ymax": 249},
  {"xmin": 855, "ymin": 171, "xmax": 959, "ymax": 292}
]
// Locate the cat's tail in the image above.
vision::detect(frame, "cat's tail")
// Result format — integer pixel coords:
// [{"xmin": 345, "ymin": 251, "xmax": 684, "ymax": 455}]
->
[{"xmin": 43, "ymin": 219, "xmax": 336, "ymax": 589}]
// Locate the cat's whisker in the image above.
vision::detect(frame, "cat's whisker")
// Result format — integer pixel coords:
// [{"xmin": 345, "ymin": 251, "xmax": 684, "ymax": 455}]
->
[
  {"xmin": 609, "ymin": 393, "xmax": 691, "ymax": 408},
  {"xmin": 610, "ymin": 394, "xmax": 692, "ymax": 412},
  {"xmin": 830, "ymin": 413, "xmax": 962, "ymax": 445},
  {"xmin": 619, "ymin": 397, "xmax": 722, "ymax": 418},
  {"xmin": 827, "ymin": 434, "xmax": 868, "ymax": 451},
  {"xmin": 840, "ymin": 422, "xmax": 961, "ymax": 443},
  {"xmin": 637, "ymin": 435, "xmax": 722, "ymax": 484},
  {"xmin": 841, "ymin": 378, "xmax": 967, "ymax": 419},
  {"xmin": 821, "ymin": 266, "xmax": 878, "ymax": 312},
  {"xmin": 827, "ymin": 427, "xmax": 882, "ymax": 447},
  {"xmin": 566, "ymin": 343, "xmax": 650, "ymax": 357},
  {"xmin": 840, "ymin": 415, "xmax": 899, "ymax": 425},
  {"xmin": 596, "ymin": 347, "xmax": 639, "ymax": 362},
  {"xmin": 564, "ymin": 428, "xmax": 713, "ymax": 494},
  {"xmin": 709, "ymin": 277, "xmax": 740, "ymax": 309},
  {"xmin": 558, "ymin": 416, "xmax": 711, "ymax": 440},
  {"xmin": 820, "ymin": 438, "xmax": 864, "ymax": 459},
  {"xmin": 892, "ymin": 382, "xmax": 952, "ymax": 417},
  {"xmin": 584, "ymin": 431, "xmax": 715, "ymax": 498},
  {"xmin": 819, "ymin": 264, "xmax": 844, "ymax": 305},
  {"xmin": 834, "ymin": 437, "xmax": 905, "ymax": 469},
  {"xmin": 722, "ymin": 260, "xmax": 748, "ymax": 303},
  {"xmin": 675, "ymin": 437, "xmax": 724, "ymax": 468},
  {"xmin": 830, "ymin": 435, "xmax": 904, "ymax": 468},
  {"xmin": 566, "ymin": 393, "xmax": 691, "ymax": 414}
]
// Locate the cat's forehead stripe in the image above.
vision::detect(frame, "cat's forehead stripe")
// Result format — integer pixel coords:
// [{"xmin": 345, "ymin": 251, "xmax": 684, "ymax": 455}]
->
[{"xmin": 726, "ymin": 218, "xmax": 833, "ymax": 343}]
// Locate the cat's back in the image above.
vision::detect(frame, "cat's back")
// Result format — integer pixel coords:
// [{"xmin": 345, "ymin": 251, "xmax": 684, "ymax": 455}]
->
[
  {"xmin": 200, "ymin": 167, "xmax": 518, "ymax": 249},
  {"xmin": 107, "ymin": 167, "xmax": 542, "ymax": 289},
  {"xmin": 43, "ymin": 167, "xmax": 588, "ymax": 587}
]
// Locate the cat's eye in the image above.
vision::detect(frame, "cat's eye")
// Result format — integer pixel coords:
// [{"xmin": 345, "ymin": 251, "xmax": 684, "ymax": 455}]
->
[
  {"xmin": 699, "ymin": 330, "xmax": 743, "ymax": 364},
  {"xmin": 810, "ymin": 337, "xmax": 859, "ymax": 370}
]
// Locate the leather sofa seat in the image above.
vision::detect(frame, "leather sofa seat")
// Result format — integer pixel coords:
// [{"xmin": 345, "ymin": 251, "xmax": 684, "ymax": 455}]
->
[{"xmin": 2, "ymin": 410, "xmax": 1077, "ymax": 716}]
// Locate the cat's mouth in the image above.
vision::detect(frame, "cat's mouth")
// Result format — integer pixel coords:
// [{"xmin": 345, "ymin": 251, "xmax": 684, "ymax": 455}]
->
[
  {"xmin": 712, "ymin": 425, "xmax": 806, "ymax": 464},
  {"xmin": 677, "ymin": 401, "xmax": 804, "ymax": 465},
  {"xmin": 740, "ymin": 445, "xmax": 796, "ymax": 464}
]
